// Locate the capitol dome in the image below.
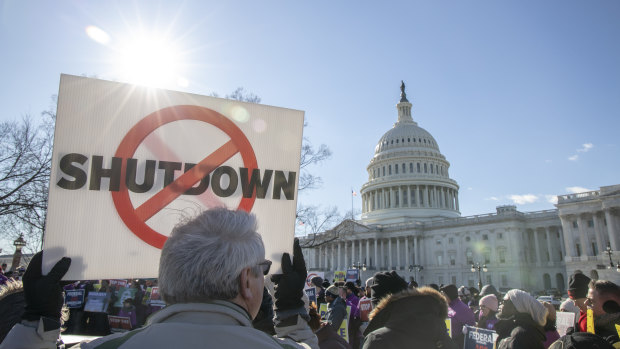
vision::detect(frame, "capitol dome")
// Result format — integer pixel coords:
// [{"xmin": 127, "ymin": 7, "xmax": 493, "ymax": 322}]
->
[{"xmin": 360, "ymin": 82, "xmax": 460, "ymax": 224}]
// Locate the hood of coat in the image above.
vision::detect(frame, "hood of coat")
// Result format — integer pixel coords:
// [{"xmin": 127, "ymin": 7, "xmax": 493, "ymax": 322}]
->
[
  {"xmin": 363, "ymin": 287, "xmax": 449, "ymax": 337},
  {"xmin": 494, "ymin": 312, "xmax": 546, "ymax": 340}
]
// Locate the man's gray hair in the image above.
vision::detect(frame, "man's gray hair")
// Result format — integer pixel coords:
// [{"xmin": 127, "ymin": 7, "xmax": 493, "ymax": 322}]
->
[{"xmin": 159, "ymin": 207, "xmax": 265, "ymax": 304}]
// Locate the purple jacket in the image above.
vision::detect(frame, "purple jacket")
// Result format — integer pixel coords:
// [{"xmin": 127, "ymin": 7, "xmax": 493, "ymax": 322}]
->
[
  {"xmin": 448, "ymin": 298, "xmax": 476, "ymax": 339},
  {"xmin": 345, "ymin": 293, "xmax": 360, "ymax": 319}
]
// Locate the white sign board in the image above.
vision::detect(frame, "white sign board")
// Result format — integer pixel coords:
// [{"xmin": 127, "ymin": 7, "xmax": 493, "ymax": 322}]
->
[
  {"xmin": 556, "ymin": 311, "xmax": 576, "ymax": 337},
  {"xmin": 43, "ymin": 75, "xmax": 304, "ymax": 279}
]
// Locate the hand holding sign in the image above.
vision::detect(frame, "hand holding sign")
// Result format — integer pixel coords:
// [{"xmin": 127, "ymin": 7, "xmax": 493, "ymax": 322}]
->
[
  {"xmin": 22, "ymin": 251, "xmax": 71, "ymax": 324},
  {"xmin": 271, "ymin": 238, "xmax": 306, "ymax": 312}
]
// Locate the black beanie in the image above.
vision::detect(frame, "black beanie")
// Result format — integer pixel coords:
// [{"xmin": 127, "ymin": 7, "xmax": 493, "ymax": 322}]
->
[
  {"xmin": 370, "ymin": 271, "xmax": 407, "ymax": 306},
  {"xmin": 311, "ymin": 276, "xmax": 324, "ymax": 288},
  {"xmin": 568, "ymin": 273, "xmax": 591, "ymax": 300},
  {"xmin": 440, "ymin": 284, "xmax": 459, "ymax": 301},
  {"xmin": 345, "ymin": 281, "xmax": 357, "ymax": 293}
]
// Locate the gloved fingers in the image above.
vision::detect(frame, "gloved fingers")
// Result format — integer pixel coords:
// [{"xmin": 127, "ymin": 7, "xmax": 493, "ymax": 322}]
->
[
  {"xmin": 292, "ymin": 238, "xmax": 306, "ymax": 275},
  {"xmin": 271, "ymin": 274, "xmax": 282, "ymax": 284},
  {"xmin": 280, "ymin": 252, "xmax": 293, "ymax": 274},
  {"xmin": 48, "ymin": 257, "xmax": 71, "ymax": 283},
  {"xmin": 23, "ymin": 251, "xmax": 43, "ymax": 281}
]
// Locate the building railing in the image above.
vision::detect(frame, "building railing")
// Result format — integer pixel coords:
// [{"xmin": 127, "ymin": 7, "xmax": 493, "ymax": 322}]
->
[{"xmin": 557, "ymin": 190, "xmax": 600, "ymax": 204}]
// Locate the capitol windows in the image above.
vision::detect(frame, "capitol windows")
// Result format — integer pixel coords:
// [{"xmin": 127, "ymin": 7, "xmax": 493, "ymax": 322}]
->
[
  {"xmin": 417, "ymin": 163, "xmax": 421, "ymax": 172},
  {"xmin": 465, "ymin": 236, "xmax": 471, "ymax": 242},
  {"xmin": 409, "ymin": 163, "xmax": 413, "ymax": 172},
  {"xmin": 436, "ymin": 239, "xmax": 442, "ymax": 245},
  {"xmin": 572, "ymin": 221, "xmax": 578, "ymax": 228},
  {"xmin": 588, "ymin": 220, "xmax": 594, "ymax": 227},
  {"xmin": 430, "ymin": 165, "xmax": 433, "ymax": 174},
  {"xmin": 449, "ymin": 237, "xmax": 454, "ymax": 244},
  {"xmin": 482, "ymin": 234, "xmax": 488, "ymax": 240},
  {"xmin": 391, "ymin": 140, "xmax": 394, "ymax": 144},
  {"xmin": 408, "ymin": 138, "xmax": 410, "ymax": 142},
  {"xmin": 498, "ymin": 249, "xmax": 506, "ymax": 263},
  {"xmin": 395, "ymin": 165, "xmax": 398, "ymax": 174},
  {"xmin": 501, "ymin": 274, "xmax": 508, "ymax": 287},
  {"xmin": 396, "ymin": 139, "xmax": 398, "ymax": 143},
  {"xmin": 383, "ymin": 166, "xmax": 385, "ymax": 176},
  {"xmin": 389, "ymin": 165, "xmax": 392, "ymax": 175},
  {"xmin": 498, "ymin": 233, "xmax": 503, "ymax": 239},
  {"xmin": 402, "ymin": 163, "xmax": 405, "ymax": 173},
  {"xmin": 424, "ymin": 163, "xmax": 428, "ymax": 173},
  {"xmin": 483, "ymin": 248, "xmax": 491, "ymax": 264},
  {"xmin": 436, "ymin": 164, "xmax": 439, "ymax": 174},
  {"xmin": 466, "ymin": 249, "xmax": 473, "ymax": 264}
]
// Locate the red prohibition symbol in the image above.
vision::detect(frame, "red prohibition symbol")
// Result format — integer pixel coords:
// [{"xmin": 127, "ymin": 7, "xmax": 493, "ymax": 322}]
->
[{"xmin": 111, "ymin": 105, "xmax": 258, "ymax": 249}]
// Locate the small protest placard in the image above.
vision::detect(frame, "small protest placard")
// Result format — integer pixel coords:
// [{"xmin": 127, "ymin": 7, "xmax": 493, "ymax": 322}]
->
[
  {"xmin": 334, "ymin": 271, "xmax": 346, "ymax": 282},
  {"xmin": 305, "ymin": 287, "xmax": 317, "ymax": 305},
  {"xmin": 65, "ymin": 289, "xmax": 85, "ymax": 308},
  {"xmin": 345, "ymin": 269, "xmax": 359, "ymax": 283},
  {"xmin": 108, "ymin": 316, "xmax": 132, "ymax": 333},
  {"xmin": 445, "ymin": 318, "xmax": 451, "ymax": 338},
  {"xmin": 319, "ymin": 303, "xmax": 328, "ymax": 320},
  {"xmin": 114, "ymin": 287, "xmax": 138, "ymax": 308},
  {"xmin": 464, "ymin": 325, "xmax": 497, "ymax": 349},
  {"xmin": 84, "ymin": 292, "xmax": 110, "ymax": 313},
  {"xmin": 149, "ymin": 286, "xmax": 166, "ymax": 307},
  {"xmin": 110, "ymin": 280, "xmax": 128, "ymax": 289},
  {"xmin": 556, "ymin": 311, "xmax": 576, "ymax": 336},
  {"xmin": 359, "ymin": 298, "xmax": 372, "ymax": 322}
]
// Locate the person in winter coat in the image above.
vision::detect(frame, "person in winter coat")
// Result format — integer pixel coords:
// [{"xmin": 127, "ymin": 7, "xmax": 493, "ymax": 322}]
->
[
  {"xmin": 494, "ymin": 289, "xmax": 548, "ymax": 349},
  {"xmin": 441, "ymin": 284, "xmax": 476, "ymax": 349},
  {"xmin": 324, "ymin": 285, "xmax": 347, "ymax": 333},
  {"xmin": 362, "ymin": 287, "xmax": 457, "ymax": 349},
  {"xmin": 117, "ymin": 298, "xmax": 137, "ymax": 329},
  {"xmin": 541, "ymin": 301, "xmax": 560, "ymax": 349},
  {"xmin": 477, "ymin": 294, "xmax": 499, "ymax": 330},
  {"xmin": 0, "ymin": 208, "xmax": 319, "ymax": 349}
]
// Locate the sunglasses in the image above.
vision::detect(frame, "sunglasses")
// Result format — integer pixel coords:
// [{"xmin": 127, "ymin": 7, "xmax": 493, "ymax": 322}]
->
[{"xmin": 258, "ymin": 260, "xmax": 272, "ymax": 276}]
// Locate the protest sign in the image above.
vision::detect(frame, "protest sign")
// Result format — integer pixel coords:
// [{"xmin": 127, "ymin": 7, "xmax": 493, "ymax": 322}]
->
[
  {"xmin": 445, "ymin": 318, "xmax": 451, "ymax": 338},
  {"xmin": 108, "ymin": 316, "xmax": 132, "ymax": 333},
  {"xmin": 305, "ymin": 271, "xmax": 324, "ymax": 289},
  {"xmin": 359, "ymin": 298, "xmax": 372, "ymax": 322},
  {"xmin": 345, "ymin": 269, "xmax": 359, "ymax": 283},
  {"xmin": 334, "ymin": 271, "xmax": 346, "ymax": 282},
  {"xmin": 587, "ymin": 308, "xmax": 595, "ymax": 333},
  {"xmin": 65, "ymin": 289, "xmax": 85, "ymax": 308},
  {"xmin": 43, "ymin": 75, "xmax": 304, "ymax": 280},
  {"xmin": 149, "ymin": 286, "xmax": 166, "ymax": 307},
  {"xmin": 464, "ymin": 325, "xmax": 497, "ymax": 349},
  {"xmin": 114, "ymin": 287, "xmax": 138, "ymax": 308},
  {"xmin": 556, "ymin": 311, "xmax": 576, "ymax": 336},
  {"xmin": 84, "ymin": 292, "xmax": 110, "ymax": 313},
  {"xmin": 305, "ymin": 287, "xmax": 317, "ymax": 305},
  {"xmin": 319, "ymin": 303, "xmax": 328, "ymax": 320},
  {"xmin": 109, "ymin": 280, "xmax": 128, "ymax": 290},
  {"xmin": 337, "ymin": 305, "xmax": 352, "ymax": 343}
]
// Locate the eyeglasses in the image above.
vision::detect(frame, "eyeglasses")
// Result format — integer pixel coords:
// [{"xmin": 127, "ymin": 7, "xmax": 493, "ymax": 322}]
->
[{"xmin": 258, "ymin": 260, "xmax": 272, "ymax": 276}]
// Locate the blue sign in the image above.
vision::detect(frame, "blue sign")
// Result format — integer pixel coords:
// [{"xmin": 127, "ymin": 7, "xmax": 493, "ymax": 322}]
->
[{"xmin": 464, "ymin": 325, "xmax": 496, "ymax": 349}]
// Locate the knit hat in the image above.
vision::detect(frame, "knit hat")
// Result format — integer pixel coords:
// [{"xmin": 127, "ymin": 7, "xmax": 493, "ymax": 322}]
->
[
  {"xmin": 458, "ymin": 286, "xmax": 470, "ymax": 297},
  {"xmin": 567, "ymin": 273, "xmax": 591, "ymax": 300},
  {"xmin": 440, "ymin": 284, "xmax": 458, "ymax": 301},
  {"xmin": 370, "ymin": 271, "xmax": 407, "ymax": 306},
  {"xmin": 504, "ymin": 289, "xmax": 548, "ymax": 326},
  {"xmin": 479, "ymin": 284, "xmax": 499, "ymax": 297},
  {"xmin": 325, "ymin": 285, "xmax": 339, "ymax": 298},
  {"xmin": 479, "ymin": 294, "xmax": 498, "ymax": 312},
  {"xmin": 311, "ymin": 276, "xmax": 323, "ymax": 288},
  {"xmin": 345, "ymin": 281, "xmax": 357, "ymax": 293}
]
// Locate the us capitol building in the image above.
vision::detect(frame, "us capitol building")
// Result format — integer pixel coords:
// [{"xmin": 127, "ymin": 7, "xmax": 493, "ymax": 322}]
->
[{"xmin": 301, "ymin": 83, "xmax": 620, "ymax": 292}]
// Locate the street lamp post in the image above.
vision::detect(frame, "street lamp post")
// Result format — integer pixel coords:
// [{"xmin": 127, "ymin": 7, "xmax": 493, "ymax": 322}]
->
[
  {"xmin": 471, "ymin": 262, "xmax": 488, "ymax": 290},
  {"xmin": 351, "ymin": 262, "xmax": 367, "ymax": 283},
  {"xmin": 408, "ymin": 264, "xmax": 424, "ymax": 282},
  {"xmin": 604, "ymin": 242, "xmax": 620, "ymax": 273},
  {"xmin": 11, "ymin": 234, "xmax": 27, "ymax": 272}
]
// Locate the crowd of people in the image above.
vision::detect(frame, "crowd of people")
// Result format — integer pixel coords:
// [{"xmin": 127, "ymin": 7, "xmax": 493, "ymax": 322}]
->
[{"xmin": 0, "ymin": 207, "xmax": 619, "ymax": 348}]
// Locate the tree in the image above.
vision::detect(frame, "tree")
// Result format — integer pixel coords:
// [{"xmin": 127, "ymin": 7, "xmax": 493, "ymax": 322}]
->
[{"xmin": 0, "ymin": 104, "xmax": 55, "ymax": 250}]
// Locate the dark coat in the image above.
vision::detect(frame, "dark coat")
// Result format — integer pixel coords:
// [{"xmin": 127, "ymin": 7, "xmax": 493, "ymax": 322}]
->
[
  {"xmin": 316, "ymin": 325, "xmax": 352, "ymax": 349},
  {"xmin": 494, "ymin": 312, "xmax": 546, "ymax": 349},
  {"xmin": 326, "ymin": 297, "xmax": 347, "ymax": 332},
  {"xmin": 362, "ymin": 287, "xmax": 457, "ymax": 349}
]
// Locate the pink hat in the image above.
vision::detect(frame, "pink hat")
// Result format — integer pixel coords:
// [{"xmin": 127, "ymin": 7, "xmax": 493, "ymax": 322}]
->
[{"xmin": 479, "ymin": 294, "xmax": 498, "ymax": 312}]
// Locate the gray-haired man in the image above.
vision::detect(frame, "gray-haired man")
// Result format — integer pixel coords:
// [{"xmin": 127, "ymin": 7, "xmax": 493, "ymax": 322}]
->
[{"xmin": 1, "ymin": 208, "xmax": 318, "ymax": 348}]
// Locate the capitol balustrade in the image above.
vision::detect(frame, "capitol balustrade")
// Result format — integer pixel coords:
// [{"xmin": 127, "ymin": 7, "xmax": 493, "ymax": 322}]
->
[{"xmin": 557, "ymin": 190, "xmax": 600, "ymax": 204}]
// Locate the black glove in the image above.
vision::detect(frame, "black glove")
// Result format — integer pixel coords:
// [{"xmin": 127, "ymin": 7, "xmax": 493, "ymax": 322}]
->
[
  {"xmin": 22, "ymin": 251, "xmax": 71, "ymax": 322},
  {"xmin": 270, "ymin": 238, "xmax": 306, "ymax": 311}
]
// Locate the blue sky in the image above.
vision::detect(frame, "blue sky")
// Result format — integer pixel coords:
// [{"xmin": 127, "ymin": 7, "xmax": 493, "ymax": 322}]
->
[{"xmin": 1, "ymin": 1, "xmax": 619, "ymax": 250}]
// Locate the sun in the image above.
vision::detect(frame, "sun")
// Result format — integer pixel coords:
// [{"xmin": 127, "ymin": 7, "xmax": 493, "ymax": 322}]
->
[{"xmin": 115, "ymin": 34, "xmax": 185, "ymax": 88}]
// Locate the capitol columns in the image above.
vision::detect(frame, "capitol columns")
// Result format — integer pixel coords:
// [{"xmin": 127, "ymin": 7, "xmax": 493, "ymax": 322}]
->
[
  {"xmin": 396, "ymin": 238, "xmax": 401, "ymax": 269},
  {"xmin": 592, "ymin": 213, "xmax": 605, "ymax": 255},
  {"xmin": 559, "ymin": 215, "xmax": 575, "ymax": 259},
  {"xmin": 577, "ymin": 215, "xmax": 590, "ymax": 257},
  {"xmin": 604, "ymin": 208, "xmax": 619, "ymax": 250},
  {"xmin": 374, "ymin": 239, "xmax": 378, "ymax": 269},
  {"xmin": 533, "ymin": 229, "xmax": 543, "ymax": 265},
  {"xmin": 545, "ymin": 227, "xmax": 554, "ymax": 263}
]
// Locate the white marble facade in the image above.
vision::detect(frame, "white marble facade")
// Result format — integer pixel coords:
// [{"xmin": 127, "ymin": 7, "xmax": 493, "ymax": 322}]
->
[{"xmin": 301, "ymin": 84, "xmax": 620, "ymax": 292}]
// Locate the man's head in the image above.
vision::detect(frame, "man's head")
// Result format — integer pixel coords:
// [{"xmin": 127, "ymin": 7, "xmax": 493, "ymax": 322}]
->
[
  {"xmin": 325, "ymin": 285, "xmax": 339, "ymax": 302},
  {"xmin": 586, "ymin": 280, "xmax": 620, "ymax": 317},
  {"xmin": 158, "ymin": 208, "xmax": 267, "ymax": 319},
  {"xmin": 364, "ymin": 277, "xmax": 373, "ymax": 298},
  {"xmin": 568, "ymin": 272, "xmax": 591, "ymax": 311},
  {"xmin": 344, "ymin": 282, "xmax": 357, "ymax": 296},
  {"xmin": 311, "ymin": 276, "xmax": 323, "ymax": 289},
  {"xmin": 440, "ymin": 284, "xmax": 458, "ymax": 302}
]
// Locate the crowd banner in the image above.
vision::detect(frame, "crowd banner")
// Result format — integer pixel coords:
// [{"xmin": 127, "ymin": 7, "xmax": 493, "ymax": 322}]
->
[
  {"xmin": 305, "ymin": 271, "xmax": 324, "ymax": 289},
  {"xmin": 337, "ymin": 305, "xmax": 352, "ymax": 343},
  {"xmin": 108, "ymin": 316, "xmax": 132, "ymax": 333},
  {"xmin": 113, "ymin": 287, "xmax": 138, "ymax": 308},
  {"xmin": 463, "ymin": 325, "xmax": 497, "ymax": 349},
  {"xmin": 358, "ymin": 298, "xmax": 372, "ymax": 322},
  {"xmin": 319, "ymin": 303, "xmax": 328, "ymax": 319},
  {"xmin": 345, "ymin": 269, "xmax": 359, "ymax": 283},
  {"xmin": 556, "ymin": 311, "xmax": 576, "ymax": 336},
  {"xmin": 83, "ymin": 292, "xmax": 110, "ymax": 313},
  {"xmin": 64, "ymin": 289, "xmax": 85, "ymax": 308},
  {"xmin": 43, "ymin": 75, "xmax": 305, "ymax": 280},
  {"xmin": 334, "ymin": 271, "xmax": 346, "ymax": 283},
  {"xmin": 110, "ymin": 280, "xmax": 128, "ymax": 289},
  {"xmin": 305, "ymin": 287, "xmax": 317, "ymax": 305}
]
